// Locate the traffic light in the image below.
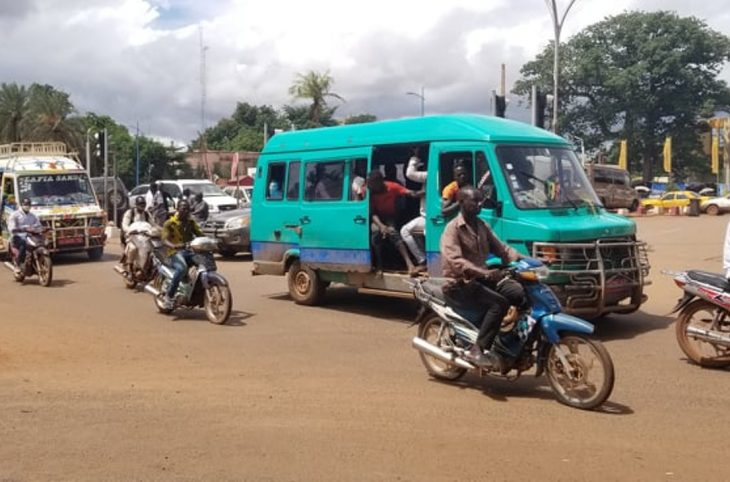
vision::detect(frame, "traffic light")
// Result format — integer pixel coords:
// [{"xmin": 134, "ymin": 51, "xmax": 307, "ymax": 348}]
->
[
  {"xmin": 94, "ymin": 130, "xmax": 106, "ymax": 158},
  {"xmin": 495, "ymin": 94, "xmax": 507, "ymax": 118},
  {"xmin": 535, "ymin": 92, "xmax": 547, "ymax": 129}
]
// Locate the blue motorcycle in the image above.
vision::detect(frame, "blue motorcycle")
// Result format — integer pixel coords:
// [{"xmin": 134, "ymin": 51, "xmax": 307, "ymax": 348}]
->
[{"xmin": 409, "ymin": 258, "xmax": 614, "ymax": 410}]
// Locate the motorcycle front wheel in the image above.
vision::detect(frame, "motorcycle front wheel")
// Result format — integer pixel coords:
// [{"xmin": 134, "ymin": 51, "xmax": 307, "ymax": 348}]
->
[
  {"xmin": 417, "ymin": 315, "xmax": 467, "ymax": 381},
  {"xmin": 152, "ymin": 274, "xmax": 173, "ymax": 314},
  {"xmin": 675, "ymin": 300, "xmax": 730, "ymax": 368},
  {"xmin": 35, "ymin": 252, "xmax": 53, "ymax": 287},
  {"xmin": 204, "ymin": 283, "xmax": 232, "ymax": 324},
  {"xmin": 545, "ymin": 334, "xmax": 614, "ymax": 410}
]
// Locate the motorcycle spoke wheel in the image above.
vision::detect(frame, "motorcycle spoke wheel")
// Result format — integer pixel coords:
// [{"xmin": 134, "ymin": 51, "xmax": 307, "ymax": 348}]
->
[
  {"xmin": 546, "ymin": 335, "xmax": 614, "ymax": 410},
  {"xmin": 417, "ymin": 315, "xmax": 467, "ymax": 381},
  {"xmin": 35, "ymin": 254, "xmax": 53, "ymax": 287},
  {"xmin": 204, "ymin": 284, "xmax": 232, "ymax": 324},
  {"xmin": 676, "ymin": 300, "xmax": 730, "ymax": 368}
]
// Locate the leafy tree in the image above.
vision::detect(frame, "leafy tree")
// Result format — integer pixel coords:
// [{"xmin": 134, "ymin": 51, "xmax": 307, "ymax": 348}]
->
[
  {"xmin": 25, "ymin": 84, "xmax": 85, "ymax": 153},
  {"xmin": 288, "ymin": 70, "xmax": 344, "ymax": 126},
  {"xmin": 344, "ymin": 114, "xmax": 377, "ymax": 125},
  {"xmin": 0, "ymin": 82, "xmax": 30, "ymax": 142},
  {"xmin": 514, "ymin": 11, "xmax": 730, "ymax": 181}
]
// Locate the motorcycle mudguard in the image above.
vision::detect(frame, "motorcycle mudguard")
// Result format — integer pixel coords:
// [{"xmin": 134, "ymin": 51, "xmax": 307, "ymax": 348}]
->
[
  {"xmin": 540, "ymin": 313, "xmax": 595, "ymax": 344},
  {"xmin": 670, "ymin": 293, "xmax": 694, "ymax": 314},
  {"xmin": 201, "ymin": 271, "xmax": 228, "ymax": 289}
]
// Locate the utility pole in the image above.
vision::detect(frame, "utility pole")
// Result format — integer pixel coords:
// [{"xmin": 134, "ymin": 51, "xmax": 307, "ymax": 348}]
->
[
  {"xmin": 545, "ymin": 0, "xmax": 577, "ymax": 134},
  {"xmin": 102, "ymin": 128, "xmax": 108, "ymax": 215},
  {"xmin": 135, "ymin": 121, "xmax": 140, "ymax": 187},
  {"xmin": 85, "ymin": 128, "xmax": 91, "ymax": 177},
  {"xmin": 199, "ymin": 25, "xmax": 211, "ymax": 180}
]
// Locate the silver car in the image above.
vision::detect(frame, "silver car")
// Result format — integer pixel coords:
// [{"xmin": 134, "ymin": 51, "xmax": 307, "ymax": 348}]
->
[{"xmin": 199, "ymin": 207, "xmax": 251, "ymax": 258}]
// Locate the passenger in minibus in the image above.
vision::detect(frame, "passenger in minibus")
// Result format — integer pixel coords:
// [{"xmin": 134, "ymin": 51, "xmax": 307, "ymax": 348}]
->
[
  {"xmin": 367, "ymin": 169, "xmax": 422, "ymax": 275},
  {"xmin": 441, "ymin": 161, "xmax": 471, "ymax": 219},
  {"xmin": 400, "ymin": 154, "xmax": 428, "ymax": 273}
]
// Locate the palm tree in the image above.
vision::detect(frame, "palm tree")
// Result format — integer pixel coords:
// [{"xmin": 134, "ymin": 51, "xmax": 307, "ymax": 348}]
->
[
  {"xmin": 25, "ymin": 84, "xmax": 84, "ymax": 151},
  {"xmin": 0, "ymin": 83, "xmax": 30, "ymax": 143},
  {"xmin": 288, "ymin": 70, "xmax": 344, "ymax": 126}
]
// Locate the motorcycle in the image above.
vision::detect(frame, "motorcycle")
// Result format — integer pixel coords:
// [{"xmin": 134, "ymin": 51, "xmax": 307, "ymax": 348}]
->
[
  {"xmin": 3, "ymin": 227, "xmax": 53, "ymax": 287},
  {"xmin": 113, "ymin": 221, "xmax": 159, "ymax": 289},
  {"xmin": 143, "ymin": 236, "xmax": 233, "ymax": 324},
  {"xmin": 409, "ymin": 258, "xmax": 615, "ymax": 410},
  {"xmin": 668, "ymin": 269, "xmax": 730, "ymax": 368}
]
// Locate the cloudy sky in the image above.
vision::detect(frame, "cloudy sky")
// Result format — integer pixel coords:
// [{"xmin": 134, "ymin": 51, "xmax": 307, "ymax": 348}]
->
[{"xmin": 1, "ymin": 0, "xmax": 728, "ymax": 145}]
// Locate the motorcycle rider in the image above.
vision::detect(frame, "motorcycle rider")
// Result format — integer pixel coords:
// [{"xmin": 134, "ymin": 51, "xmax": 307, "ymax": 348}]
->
[
  {"xmin": 161, "ymin": 200, "xmax": 203, "ymax": 309},
  {"xmin": 8, "ymin": 198, "xmax": 42, "ymax": 274},
  {"xmin": 120, "ymin": 196, "xmax": 153, "ymax": 276},
  {"xmin": 440, "ymin": 186, "xmax": 527, "ymax": 368}
]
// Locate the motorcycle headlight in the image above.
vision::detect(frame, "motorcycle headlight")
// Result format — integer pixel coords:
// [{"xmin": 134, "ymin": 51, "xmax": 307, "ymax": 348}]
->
[
  {"xmin": 225, "ymin": 216, "xmax": 250, "ymax": 229},
  {"xmin": 535, "ymin": 266, "xmax": 550, "ymax": 280}
]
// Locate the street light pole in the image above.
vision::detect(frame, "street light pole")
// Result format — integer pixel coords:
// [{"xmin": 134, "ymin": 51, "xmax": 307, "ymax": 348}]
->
[
  {"xmin": 135, "ymin": 121, "xmax": 140, "ymax": 187},
  {"xmin": 545, "ymin": 0, "xmax": 577, "ymax": 134},
  {"xmin": 406, "ymin": 87, "xmax": 425, "ymax": 117}
]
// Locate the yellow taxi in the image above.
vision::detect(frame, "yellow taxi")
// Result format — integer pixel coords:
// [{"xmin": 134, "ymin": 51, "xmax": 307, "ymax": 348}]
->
[{"xmin": 640, "ymin": 190, "xmax": 711, "ymax": 210}]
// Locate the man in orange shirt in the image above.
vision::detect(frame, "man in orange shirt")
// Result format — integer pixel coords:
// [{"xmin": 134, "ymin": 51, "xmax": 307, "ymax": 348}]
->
[
  {"xmin": 367, "ymin": 169, "xmax": 422, "ymax": 274},
  {"xmin": 441, "ymin": 161, "xmax": 471, "ymax": 219}
]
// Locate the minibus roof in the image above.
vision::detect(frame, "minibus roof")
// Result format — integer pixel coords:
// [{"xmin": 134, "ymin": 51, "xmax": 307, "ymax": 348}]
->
[{"xmin": 262, "ymin": 114, "xmax": 568, "ymax": 154}]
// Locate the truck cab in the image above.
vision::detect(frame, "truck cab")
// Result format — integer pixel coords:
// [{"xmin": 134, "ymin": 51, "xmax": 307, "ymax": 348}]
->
[{"xmin": 0, "ymin": 142, "xmax": 107, "ymax": 260}]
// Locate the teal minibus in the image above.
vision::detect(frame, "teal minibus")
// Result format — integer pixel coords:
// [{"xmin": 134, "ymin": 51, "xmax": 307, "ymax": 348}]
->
[{"xmin": 251, "ymin": 114, "xmax": 649, "ymax": 318}]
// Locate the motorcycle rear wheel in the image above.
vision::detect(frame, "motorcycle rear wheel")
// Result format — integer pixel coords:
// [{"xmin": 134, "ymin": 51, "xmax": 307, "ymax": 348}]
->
[
  {"xmin": 546, "ymin": 334, "xmax": 614, "ymax": 410},
  {"xmin": 35, "ymin": 253, "xmax": 53, "ymax": 287},
  {"xmin": 417, "ymin": 315, "xmax": 467, "ymax": 381},
  {"xmin": 204, "ymin": 283, "xmax": 232, "ymax": 324},
  {"xmin": 676, "ymin": 300, "xmax": 730, "ymax": 368}
]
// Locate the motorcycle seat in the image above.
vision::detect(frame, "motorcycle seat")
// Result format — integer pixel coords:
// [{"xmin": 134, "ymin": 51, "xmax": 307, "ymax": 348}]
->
[
  {"xmin": 422, "ymin": 279, "xmax": 486, "ymax": 325},
  {"xmin": 686, "ymin": 270, "xmax": 730, "ymax": 291}
]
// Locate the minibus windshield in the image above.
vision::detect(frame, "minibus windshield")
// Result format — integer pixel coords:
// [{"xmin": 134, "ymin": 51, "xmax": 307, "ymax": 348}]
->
[
  {"xmin": 18, "ymin": 173, "xmax": 96, "ymax": 206},
  {"xmin": 496, "ymin": 146, "xmax": 600, "ymax": 210}
]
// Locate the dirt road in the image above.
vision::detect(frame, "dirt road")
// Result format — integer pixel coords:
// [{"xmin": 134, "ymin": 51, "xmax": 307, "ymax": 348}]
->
[{"xmin": 0, "ymin": 215, "xmax": 728, "ymax": 481}]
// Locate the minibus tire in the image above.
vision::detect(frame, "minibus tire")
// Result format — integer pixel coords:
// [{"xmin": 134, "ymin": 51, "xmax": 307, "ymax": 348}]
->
[{"xmin": 287, "ymin": 260, "xmax": 326, "ymax": 305}]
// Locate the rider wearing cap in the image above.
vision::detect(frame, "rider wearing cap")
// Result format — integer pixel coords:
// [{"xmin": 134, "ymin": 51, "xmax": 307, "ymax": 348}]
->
[{"xmin": 8, "ymin": 198, "xmax": 42, "ymax": 273}]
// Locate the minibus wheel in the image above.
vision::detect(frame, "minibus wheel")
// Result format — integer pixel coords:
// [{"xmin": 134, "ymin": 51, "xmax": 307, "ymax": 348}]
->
[{"xmin": 287, "ymin": 260, "xmax": 326, "ymax": 305}]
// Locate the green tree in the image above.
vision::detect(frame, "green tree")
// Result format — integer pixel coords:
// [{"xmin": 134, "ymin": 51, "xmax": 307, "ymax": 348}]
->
[
  {"xmin": 514, "ymin": 11, "xmax": 730, "ymax": 181},
  {"xmin": 344, "ymin": 113, "xmax": 377, "ymax": 125},
  {"xmin": 288, "ymin": 70, "xmax": 344, "ymax": 126},
  {"xmin": 0, "ymin": 82, "xmax": 30, "ymax": 143},
  {"xmin": 25, "ymin": 84, "xmax": 85, "ymax": 153}
]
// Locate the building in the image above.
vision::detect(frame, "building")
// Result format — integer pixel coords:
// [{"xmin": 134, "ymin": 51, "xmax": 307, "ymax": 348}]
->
[{"xmin": 185, "ymin": 150, "xmax": 259, "ymax": 186}]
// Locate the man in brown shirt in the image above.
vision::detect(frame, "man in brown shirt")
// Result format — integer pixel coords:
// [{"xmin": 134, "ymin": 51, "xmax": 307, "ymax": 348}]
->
[{"xmin": 441, "ymin": 186, "xmax": 527, "ymax": 368}]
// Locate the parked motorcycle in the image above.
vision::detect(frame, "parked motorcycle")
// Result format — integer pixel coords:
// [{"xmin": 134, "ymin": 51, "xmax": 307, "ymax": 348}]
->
[
  {"xmin": 669, "ymin": 270, "xmax": 730, "ymax": 368},
  {"xmin": 113, "ymin": 221, "xmax": 159, "ymax": 289},
  {"xmin": 3, "ymin": 227, "xmax": 53, "ymax": 286},
  {"xmin": 410, "ymin": 258, "xmax": 614, "ymax": 410},
  {"xmin": 143, "ymin": 237, "xmax": 233, "ymax": 324}
]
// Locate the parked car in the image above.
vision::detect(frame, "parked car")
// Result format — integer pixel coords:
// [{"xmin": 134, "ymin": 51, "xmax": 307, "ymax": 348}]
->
[
  {"xmin": 701, "ymin": 193, "xmax": 730, "ymax": 215},
  {"xmin": 199, "ymin": 207, "xmax": 250, "ymax": 257},
  {"xmin": 223, "ymin": 185, "xmax": 253, "ymax": 207},
  {"xmin": 91, "ymin": 176, "xmax": 129, "ymax": 225},
  {"xmin": 640, "ymin": 190, "xmax": 711, "ymax": 211},
  {"xmin": 128, "ymin": 180, "xmax": 238, "ymax": 214},
  {"xmin": 584, "ymin": 163, "xmax": 640, "ymax": 211}
]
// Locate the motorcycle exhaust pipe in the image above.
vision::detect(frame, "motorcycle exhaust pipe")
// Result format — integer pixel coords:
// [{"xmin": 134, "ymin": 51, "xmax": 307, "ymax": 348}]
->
[
  {"xmin": 3, "ymin": 261, "xmax": 15, "ymax": 272},
  {"xmin": 113, "ymin": 265, "xmax": 126, "ymax": 276},
  {"xmin": 411, "ymin": 337, "xmax": 475, "ymax": 370},
  {"xmin": 143, "ymin": 284, "xmax": 161, "ymax": 297},
  {"xmin": 686, "ymin": 326, "xmax": 730, "ymax": 348}
]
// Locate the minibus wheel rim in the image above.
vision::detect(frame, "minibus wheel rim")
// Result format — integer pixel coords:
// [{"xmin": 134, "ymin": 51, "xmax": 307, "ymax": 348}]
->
[{"xmin": 294, "ymin": 271, "xmax": 312, "ymax": 294}]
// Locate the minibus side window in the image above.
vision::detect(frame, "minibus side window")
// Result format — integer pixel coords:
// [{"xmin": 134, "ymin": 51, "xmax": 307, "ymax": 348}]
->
[
  {"xmin": 286, "ymin": 162, "xmax": 300, "ymax": 200},
  {"xmin": 349, "ymin": 158, "xmax": 368, "ymax": 201},
  {"xmin": 266, "ymin": 162, "xmax": 286, "ymax": 200},
  {"xmin": 304, "ymin": 161, "xmax": 345, "ymax": 201},
  {"xmin": 439, "ymin": 151, "xmax": 474, "ymax": 194},
  {"xmin": 2, "ymin": 177, "xmax": 16, "ymax": 207}
]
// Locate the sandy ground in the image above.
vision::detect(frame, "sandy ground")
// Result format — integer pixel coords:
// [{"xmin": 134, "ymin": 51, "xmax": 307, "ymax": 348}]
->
[{"xmin": 0, "ymin": 215, "xmax": 728, "ymax": 481}]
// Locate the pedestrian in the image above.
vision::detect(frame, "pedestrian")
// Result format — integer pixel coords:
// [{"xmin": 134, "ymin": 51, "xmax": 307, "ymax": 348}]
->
[{"xmin": 191, "ymin": 192, "xmax": 209, "ymax": 224}]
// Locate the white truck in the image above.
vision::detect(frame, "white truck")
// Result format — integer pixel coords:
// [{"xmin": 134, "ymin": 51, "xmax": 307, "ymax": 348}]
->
[{"xmin": 0, "ymin": 142, "xmax": 107, "ymax": 260}]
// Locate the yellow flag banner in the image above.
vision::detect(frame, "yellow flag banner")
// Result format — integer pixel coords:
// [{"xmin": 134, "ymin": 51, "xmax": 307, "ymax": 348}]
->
[
  {"xmin": 663, "ymin": 137, "xmax": 672, "ymax": 174},
  {"xmin": 618, "ymin": 140, "xmax": 627, "ymax": 170},
  {"xmin": 712, "ymin": 135, "xmax": 720, "ymax": 174}
]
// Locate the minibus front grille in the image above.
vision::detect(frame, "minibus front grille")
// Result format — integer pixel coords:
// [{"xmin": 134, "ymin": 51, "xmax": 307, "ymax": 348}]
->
[{"xmin": 532, "ymin": 238, "xmax": 650, "ymax": 315}]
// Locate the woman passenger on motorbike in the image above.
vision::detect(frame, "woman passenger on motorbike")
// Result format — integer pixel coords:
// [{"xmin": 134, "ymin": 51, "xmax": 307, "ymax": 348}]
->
[{"xmin": 161, "ymin": 200, "xmax": 203, "ymax": 309}]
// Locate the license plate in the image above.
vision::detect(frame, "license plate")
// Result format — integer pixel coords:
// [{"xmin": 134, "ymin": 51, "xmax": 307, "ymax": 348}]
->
[{"xmin": 58, "ymin": 236, "xmax": 84, "ymax": 246}]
